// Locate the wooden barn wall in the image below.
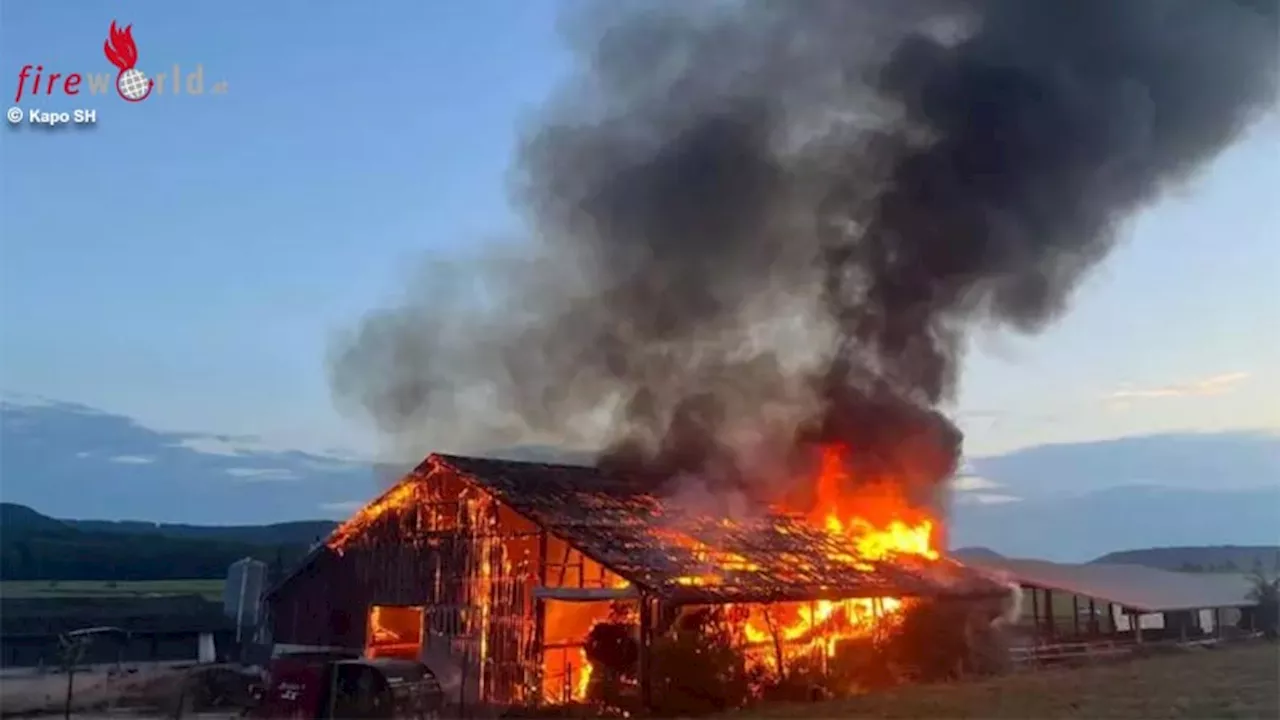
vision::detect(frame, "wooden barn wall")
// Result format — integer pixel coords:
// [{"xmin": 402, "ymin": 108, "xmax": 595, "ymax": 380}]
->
[
  {"xmin": 266, "ymin": 466, "xmax": 546, "ymax": 705},
  {"xmin": 268, "ymin": 548, "xmax": 364, "ymax": 648}
]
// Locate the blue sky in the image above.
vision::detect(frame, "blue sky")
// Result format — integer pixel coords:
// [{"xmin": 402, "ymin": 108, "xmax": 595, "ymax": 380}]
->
[{"xmin": 2, "ymin": 1, "xmax": 1277, "ymax": 464}]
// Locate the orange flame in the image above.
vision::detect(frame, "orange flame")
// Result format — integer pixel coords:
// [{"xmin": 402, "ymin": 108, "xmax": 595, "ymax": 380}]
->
[
  {"xmin": 327, "ymin": 447, "xmax": 945, "ymax": 705},
  {"xmin": 637, "ymin": 443, "xmax": 944, "ymax": 690}
]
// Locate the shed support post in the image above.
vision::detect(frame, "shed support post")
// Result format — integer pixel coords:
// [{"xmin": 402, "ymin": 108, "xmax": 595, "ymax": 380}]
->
[
  {"xmin": 1030, "ymin": 586, "xmax": 1041, "ymax": 639},
  {"xmin": 1072, "ymin": 595, "xmax": 1080, "ymax": 637},
  {"xmin": 1088, "ymin": 598, "xmax": 1099, "ymax": 635},
  {"xmin": 638, "ymin": 595, "xmax": 654, "ymax": 713},
  {"xmin": 1044, "ymin": 589, "xmax": 1055, "ymax": 638},
  {"xmin": 531, "ymin": 530, "xmax": 548, "ymax": 704},
  {"xmin": 1213, "ymin": 607, "xmax": 1222, "ymax": 638},
  {"xmin": 1131, "ymin": 609, "xmax": 1143, "ymax": 644}
]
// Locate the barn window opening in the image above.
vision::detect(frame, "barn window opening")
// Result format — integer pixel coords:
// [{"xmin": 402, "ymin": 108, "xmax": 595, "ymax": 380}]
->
[{"xmin": 366, "ymin": 605, "xmax": 423, "ymax": 660}]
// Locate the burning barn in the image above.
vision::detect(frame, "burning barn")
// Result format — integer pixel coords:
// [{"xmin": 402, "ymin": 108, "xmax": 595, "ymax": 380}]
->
[
  {"xmin": 266, "ymin": 451, "xmax": 1005, "ymax": 710},
  {"xmin": 303, "ymin": 0, "xmax": 1277, "ymax": 707}
]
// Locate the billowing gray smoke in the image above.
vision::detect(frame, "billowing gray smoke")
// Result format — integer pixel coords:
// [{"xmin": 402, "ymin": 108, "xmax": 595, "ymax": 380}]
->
[{"xmin": 332, "ymin": 0, "xmax": 1277, "ymax": 509}]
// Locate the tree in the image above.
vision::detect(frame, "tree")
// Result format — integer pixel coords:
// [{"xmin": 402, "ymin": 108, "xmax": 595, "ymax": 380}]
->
[{"xmin": 1246, "ymin": 572, "xmax": 1279, "ymax": 640}]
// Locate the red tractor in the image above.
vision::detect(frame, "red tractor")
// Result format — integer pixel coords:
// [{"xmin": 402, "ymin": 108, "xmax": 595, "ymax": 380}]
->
[{"xmin": 249, "ymin": 651, "xmax": 444, "ymax": 719}]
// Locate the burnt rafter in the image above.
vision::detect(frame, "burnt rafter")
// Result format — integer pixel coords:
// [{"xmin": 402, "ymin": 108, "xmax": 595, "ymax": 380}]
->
[{"xmin": 424, "ymin": 454, "xmax": 1004, "ymax": 605}]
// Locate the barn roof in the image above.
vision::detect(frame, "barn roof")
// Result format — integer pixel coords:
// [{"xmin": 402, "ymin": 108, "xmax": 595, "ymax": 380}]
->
[
  {"xmin": 960, "ymin": 556, "xmax": 1258, "ymax": 613},
  {"xmin": 431, "ymin": 454, "xmax": 1003, "ymax": 605}
]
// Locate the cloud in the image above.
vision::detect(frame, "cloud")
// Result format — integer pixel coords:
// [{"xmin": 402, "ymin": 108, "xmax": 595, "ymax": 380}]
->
[
  {"xmin": 173, "ymin": 434, "xmax": 292, "ymax": 457},
  {"xmin": 225, "ymin": 467, "xmax": 299, "ymax": 482},
  {"xmin": 296, "ymin": 457, "xmax": 369, "ymax": 474},
  {"xmin": 952, "ymin": 474, "xmax": 1003, "ymax": 492},
  {"xmin": 1106, "ymin": 371, "xmax": 1250, "ymax": 405},
  {"xmin": 108, "ymin": 455, "xmax": 155, "ymax": 465},
  {"xmin": 957, "ymin": 493, "xmax": 1023, "ymax": 505}
]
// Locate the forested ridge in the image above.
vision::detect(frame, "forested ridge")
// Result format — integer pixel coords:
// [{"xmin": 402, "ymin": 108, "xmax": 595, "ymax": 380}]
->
[{"xmin": 0, "ymin": 503, "xmax": 334, "ymax": 581}]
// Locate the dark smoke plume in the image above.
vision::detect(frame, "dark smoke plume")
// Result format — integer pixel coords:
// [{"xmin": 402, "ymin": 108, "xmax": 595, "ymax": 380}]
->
[{"xmin": 332, "ymin": 0, "xmax": 1277, "ymax": 510}]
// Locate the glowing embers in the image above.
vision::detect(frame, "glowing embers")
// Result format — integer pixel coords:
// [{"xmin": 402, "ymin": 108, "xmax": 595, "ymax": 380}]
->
[
  {"xmin": 366, "ymin": 604, "xmax": 424, "ymax": 660},
  {"xmin": 739, "ymin": 597, "xmax": 905, "ymax": 665}
]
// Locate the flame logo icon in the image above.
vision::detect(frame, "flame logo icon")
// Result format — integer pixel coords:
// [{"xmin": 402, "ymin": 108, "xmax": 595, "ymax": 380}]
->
[{"xmin": 103, "ymin": 20, "xmax": 153, "ymax": 103}]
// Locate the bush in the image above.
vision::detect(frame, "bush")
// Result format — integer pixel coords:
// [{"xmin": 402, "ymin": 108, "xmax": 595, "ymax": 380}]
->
[
  {"xmin": 650, "ymin": 608, "xmax": 755, "ymax": 716},
  {"xmin": 584, "ymin": 620, "xmax": 639, "ymax": 709},
  {"xmin": 827, "ymin": 637, "xmax": 898, "ymax": 693},
  {"xmin": 884, "ymin": 599, "xmax": 1010, "ymax": 682}
]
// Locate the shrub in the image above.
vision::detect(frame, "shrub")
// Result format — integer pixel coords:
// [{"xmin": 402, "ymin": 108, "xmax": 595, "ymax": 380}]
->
[
  {"xmin": 584, "ymin": 620, "xmax": 639, "ymax": 709},
  {"xmin": 827, "ymin": 636, "xmax": 898, "ymax": 693},
  {"xmin": 650, "ymin": 607, "xmax": 754, "ymax": 716},
  {"xmin": 884, "ymin": 598, "xmax": 1010, "ymax": 682}
]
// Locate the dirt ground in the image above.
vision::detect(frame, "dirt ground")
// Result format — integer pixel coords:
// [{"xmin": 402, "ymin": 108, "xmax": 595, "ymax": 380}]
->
[
  {"xmin": 6, "ymin": 642, "xmax": 1276, "ymax": 719},
  {"xmin": 0, "ymin": 664, "xmax": 190, "ymax": 717},
  {"xmin": 734, "ymin": 642, "xmax": 1280, "ymax": 719}
]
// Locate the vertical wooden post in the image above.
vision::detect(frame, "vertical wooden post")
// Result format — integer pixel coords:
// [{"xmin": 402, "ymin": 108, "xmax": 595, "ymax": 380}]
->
[
  {"xmin": 638, "ymin": 595, "xmax": 654, "ymax": 713},
  {"xmin": 1088, "ymin": 598, "xmax": 1099, "ymax": 635},
  {"xmin": 1131, "ymin": 609, "xmax": 1144, "ymax": 644},
  {"xmin": 1044, "ymin": 589, "xmax": 1055, "ymax": 638},
  {"xmin": 1030, "ymin": 586, "xmax": 1041, "ymax": 640},
  {"xmin": 532, "ymin": 530, "xmax": 548, "ymax": 705},
  {"xmin": 1213, "ymin": 607, "xmax": 1222, "ymax": 638}
]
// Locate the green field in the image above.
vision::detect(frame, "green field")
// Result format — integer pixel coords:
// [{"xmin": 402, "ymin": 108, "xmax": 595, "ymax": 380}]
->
[{"xmin": 0, "ymin": 579, "xmax": 225, "ymax": 601}]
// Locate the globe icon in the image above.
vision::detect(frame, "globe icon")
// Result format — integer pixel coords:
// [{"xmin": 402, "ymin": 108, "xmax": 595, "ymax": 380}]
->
[{"xmin": 117, "ymin": 68, "xmax": 150, "ymax": 101}]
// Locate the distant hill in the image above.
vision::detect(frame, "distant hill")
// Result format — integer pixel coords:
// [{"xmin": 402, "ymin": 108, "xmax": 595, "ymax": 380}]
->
[
  {"xmin": 1, "ymin": 503, "xmax": 318, "ymax": 582},
  {"xmin": 68, "ymin": 518, "xmax": 337, "ymax": 546},
  {"xmin": 1091, "ymin": 545, "xmax": 1280, "ymax": 573},
  {"xmin": 953, "ymin": 546, "xmax": 1005, "ymax": 561},
  {"xmin": 0, "ymin": 501, "xmax": 336, "ymax": 548},
  {"xmin": 0, "ymin": 502, "xmax": 71, "ymax": 534}
]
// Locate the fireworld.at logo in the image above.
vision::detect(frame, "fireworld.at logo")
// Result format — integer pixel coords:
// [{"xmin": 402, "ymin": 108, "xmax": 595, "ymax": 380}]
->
[{"xmin": 12, "ymin": 19, "xmax": 228, "ymax": 104}]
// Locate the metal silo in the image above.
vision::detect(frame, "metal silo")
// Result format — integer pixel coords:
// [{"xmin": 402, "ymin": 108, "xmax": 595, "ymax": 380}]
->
[{"xmin": 224, "ymin": 557, "xmax": 269, "ymax": 641}]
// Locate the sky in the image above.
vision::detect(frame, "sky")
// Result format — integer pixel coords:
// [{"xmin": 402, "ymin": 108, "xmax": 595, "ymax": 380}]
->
[{"xmin": 1, "ymin": 1, "xmax": 1277, "ymax": 464}]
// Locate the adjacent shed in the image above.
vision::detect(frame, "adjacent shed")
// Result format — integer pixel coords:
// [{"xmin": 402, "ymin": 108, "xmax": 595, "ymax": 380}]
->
[
  {"xmin": 962, "ymin": 556, "xmax": 1260, "ymax": 643},
  {"xmin": 0, "ymin": 594, "xmax": 234, "ymax": 668},
  {"xmin": 265, "ymin": 453, "xmax": 1003, "ymax": 709}
]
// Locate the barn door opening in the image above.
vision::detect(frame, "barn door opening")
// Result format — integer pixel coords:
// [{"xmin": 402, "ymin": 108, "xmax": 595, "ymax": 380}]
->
[{"xmin": 366, "ymin": 605, "xmax": 424, "ymax": 660}]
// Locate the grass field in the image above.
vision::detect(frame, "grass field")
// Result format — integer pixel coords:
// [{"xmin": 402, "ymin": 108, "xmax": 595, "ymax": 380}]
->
[
  {"xmin": 733, "ymin": 643, "xmax": 1280, "ymax": 719},
  {"xmin": 0, "ymin": 579, "xmax": 224, "ymax": 601}
]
